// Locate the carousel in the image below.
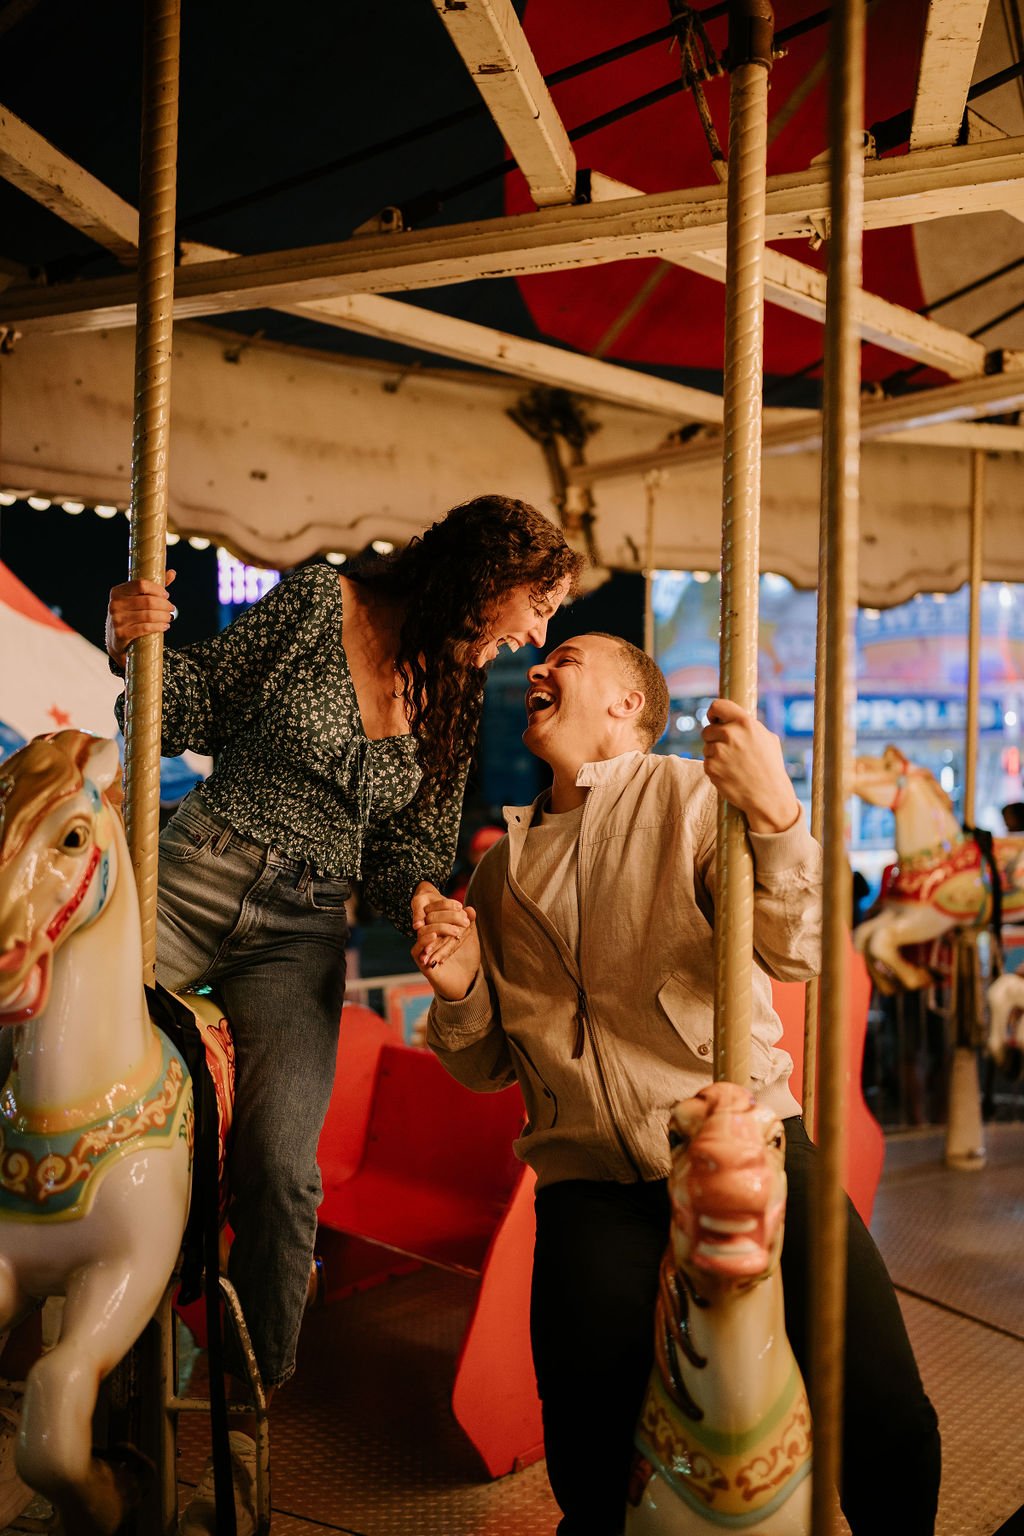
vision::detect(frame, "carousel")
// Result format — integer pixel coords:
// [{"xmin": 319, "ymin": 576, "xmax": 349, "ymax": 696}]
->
[{"xmin": 0, "ymin": 0, "xmax": 1022, "ymax": 1532}]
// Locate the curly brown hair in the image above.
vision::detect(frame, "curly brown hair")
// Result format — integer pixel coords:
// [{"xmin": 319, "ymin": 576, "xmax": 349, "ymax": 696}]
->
[{"xmin": 348, "ymin": 495, "xmax": 585, "ymax": 796}]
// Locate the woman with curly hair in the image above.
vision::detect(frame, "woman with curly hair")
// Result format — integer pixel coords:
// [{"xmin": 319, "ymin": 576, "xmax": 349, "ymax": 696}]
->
[{"xmin": 105, "ymin": 494, "xmax": 583, "ymax": 1534}]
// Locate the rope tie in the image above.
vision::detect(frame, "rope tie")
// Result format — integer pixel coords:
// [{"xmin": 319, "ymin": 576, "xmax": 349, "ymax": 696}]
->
[{"xmin": 669, "ymin": 1, "xmax": 727, "ymax": 181}]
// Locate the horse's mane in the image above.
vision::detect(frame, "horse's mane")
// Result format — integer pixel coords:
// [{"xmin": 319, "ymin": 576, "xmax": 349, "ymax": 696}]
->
[
  {"xmin": 0, "ymin": 733, "xmax": 94, "ymax": 866},
  {"xmin": 909, "ymin": 766, "xmax": 956, "ymax": 818}
]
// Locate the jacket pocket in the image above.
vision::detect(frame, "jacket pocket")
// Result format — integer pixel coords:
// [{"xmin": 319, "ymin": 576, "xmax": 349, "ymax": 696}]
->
[
  {"xmin": 657, "ymin": 971, "xmax": 778, "ymax": 1082},
  {"xmin": 656, "ymin": 970, "xmax": 715, "ymax": 1065},
  {"xmin": 507, "ymin": 1036, "xmax": 558, "ymax": 1134}
]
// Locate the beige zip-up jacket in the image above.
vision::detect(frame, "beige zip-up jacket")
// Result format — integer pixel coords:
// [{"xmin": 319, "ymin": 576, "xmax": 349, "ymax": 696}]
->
[{"xmin": 427, "ymin": 751, "xmax": 822, "ymax": 1188}]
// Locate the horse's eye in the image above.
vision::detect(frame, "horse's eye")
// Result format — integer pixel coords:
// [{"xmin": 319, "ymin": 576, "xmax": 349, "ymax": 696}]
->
[
  {"xmin": 770, "ymin": 1132, "xmax": 783, "ymax": 1150},
  {"xmin": 61, "ymin": 823, "xmax": 90, "ymax": 853},
  {"xmin": 668, "ymin": 1129, "xmax": 690, "ymax": 1152}
]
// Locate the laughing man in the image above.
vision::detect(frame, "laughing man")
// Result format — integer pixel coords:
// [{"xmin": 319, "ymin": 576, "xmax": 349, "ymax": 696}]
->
[{"xmin": 413, "ymin": 632, "xmax": 940, "ymax": 1536}]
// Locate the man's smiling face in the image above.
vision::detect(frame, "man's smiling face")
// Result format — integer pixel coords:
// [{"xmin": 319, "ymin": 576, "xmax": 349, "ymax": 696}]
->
[{"xmin": 522, "ymin": 634, "xmax": 639, "ymax": 766}]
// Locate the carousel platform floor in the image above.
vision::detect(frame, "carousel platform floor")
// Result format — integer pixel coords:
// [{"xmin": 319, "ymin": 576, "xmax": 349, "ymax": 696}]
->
[{"xmin": 5, "ymin": 1122, "xmax": 1024, "ymax": 1535}]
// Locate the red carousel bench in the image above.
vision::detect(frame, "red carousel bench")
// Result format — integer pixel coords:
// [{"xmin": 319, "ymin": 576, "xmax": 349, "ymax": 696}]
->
[{"xmin": 316, "ymin": 1003, "xmax": 541, "ymax": 1475}]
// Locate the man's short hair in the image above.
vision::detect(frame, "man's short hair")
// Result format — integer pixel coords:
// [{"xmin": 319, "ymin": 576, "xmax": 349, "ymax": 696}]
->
[{"xmin": 591, "ymin": 633, "xmax": 670, "ymax": 750}]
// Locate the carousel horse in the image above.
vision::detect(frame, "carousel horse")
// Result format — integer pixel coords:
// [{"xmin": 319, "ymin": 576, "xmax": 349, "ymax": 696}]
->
[
  {"xmin": 986, "ymin": 969, "xmax": 1024, "ymax": 1074},
  {"xmin": 0, "ymin": 730, "xmax": 231, "ymax": 1535},
  {"xmin": 626, "ymin": 1082, "xmax": 811, "ymax": 1535},
  {"xmin": 852, "ymin": 746, "xmax": 1024, "ymax": 994}
]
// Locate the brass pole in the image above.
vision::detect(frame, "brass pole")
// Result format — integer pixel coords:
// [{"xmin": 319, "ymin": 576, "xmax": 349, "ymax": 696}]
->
[
  {"xmin": 124, "ymin": 0, "xmax": 181, "ymax": 980},
  {"xmin": 811, "ymin": 0, "xmax": 865, "ymax": 1528},
  {"xmin": 803, "ymin": 411, "xmax": 830, "ymax": 1143},
  {"xmin": 963, "ymin": 451, "xmax": 985, "ymax": 826},
  {"xmin": 643, "ymin": 470, "xmax": 660, "ymax": 658},
  {"xmin": 945, "ymin": 449, "xmax": 987, "ymax": 1172},
  {"xmin": 713, "ymin": 0, "xmax": 773, "ymax": 1089}
]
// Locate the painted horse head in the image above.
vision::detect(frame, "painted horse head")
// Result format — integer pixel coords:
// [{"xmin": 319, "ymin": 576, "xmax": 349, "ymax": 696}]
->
[
  {"xmin": 667, "ymin": 1081, "xmax": 787, "ymax": 1287},
  {"xmin": 852, "ymin": 746, "xmax": 955, "ymax": 819},
  {"xmin": 0, "ymin": 731, "xmax": 121, "ymax": 1025}
]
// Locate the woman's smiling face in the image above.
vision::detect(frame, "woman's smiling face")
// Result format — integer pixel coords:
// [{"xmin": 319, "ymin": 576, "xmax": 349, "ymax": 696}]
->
[{"xmin": 469, "ymin": 576, "xmax": 572, "ymax": 667}]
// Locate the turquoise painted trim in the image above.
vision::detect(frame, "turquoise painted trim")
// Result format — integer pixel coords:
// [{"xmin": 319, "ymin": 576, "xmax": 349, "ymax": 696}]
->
[
  {"xmin": 651, "ymin": 1361, "xmax": 802, "ymax": 1458},
  {"xmin": 0, "ymin": 1031, "xmax": 191, "ymax": 1221}
]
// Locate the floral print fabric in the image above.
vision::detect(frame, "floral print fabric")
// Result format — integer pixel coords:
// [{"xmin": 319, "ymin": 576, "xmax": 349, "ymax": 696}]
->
[{"xmin": 114, "ymin": 562, "xmax": 465, "ymax": 929}]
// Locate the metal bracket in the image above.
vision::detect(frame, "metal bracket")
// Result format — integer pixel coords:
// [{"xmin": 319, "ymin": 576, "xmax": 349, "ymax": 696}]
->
[{"xmin": 352, "ymin": 205, "xmax": 405, "ymax": 236}]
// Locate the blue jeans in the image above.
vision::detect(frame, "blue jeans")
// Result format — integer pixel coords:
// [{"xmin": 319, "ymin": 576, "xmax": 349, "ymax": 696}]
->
[{"xmin": 155, "ymin": 792, "xmax": 350, "ymax": 1389}]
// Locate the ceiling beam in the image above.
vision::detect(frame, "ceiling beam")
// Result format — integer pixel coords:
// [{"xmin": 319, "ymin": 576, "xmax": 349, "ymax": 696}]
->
[
  {"xmin": 884, "ymin": 421, "xmax": 1024, "ymax": 451},
  {"xmin": 429, "ymin": 0, "xmax": 575, "ymax": 208},
  {"xmin": 281, "ymin": 293, "xmax": 728, "ymax": 422},
  {"xmin": 670, "ymin": 244, "xmax": 987, "ymax": 377},
  {"xmin": 0, "ymin": 104, "xmax": 727, "ymax": 426},
  {"xmin": 910, "ymin": 0, "xmax": 991, "ymax": 151},
  {"xmin": 0, "ymin": 102, "xmax": 139, "ymax": 260},
  {"xmin": 588, "ymin": 173, "xmax": 988, "ymax": 379},
  {"xmin": 3, "ymin": 134, "xmax": 1024, "ymax": 332},
  {"xmin": 570, "ymin": 369, "xmax": 1024, "ymax": 484}
]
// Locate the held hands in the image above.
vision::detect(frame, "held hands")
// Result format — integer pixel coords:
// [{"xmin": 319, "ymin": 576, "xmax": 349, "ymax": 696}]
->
[
  {"xmin": 411, "ymin": 885, "xmax": 480, "ymax": 1002},
  {"xmin": 701, "ymin": 698, "xmax": 800, "ymax": 834},
  {"xmin": 105, "ymin": 570, "xmax": 177, "ymax": 669}
]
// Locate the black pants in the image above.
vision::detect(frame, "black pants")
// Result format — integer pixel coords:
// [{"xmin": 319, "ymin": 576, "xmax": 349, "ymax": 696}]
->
[{"xmin": 530, "ymin": 1117, "xmax": 941, "ymax": 1536}]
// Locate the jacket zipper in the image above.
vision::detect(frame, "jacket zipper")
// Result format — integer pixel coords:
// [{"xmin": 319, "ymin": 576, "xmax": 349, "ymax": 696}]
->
[{"xmin": 507, "ymin": 878, "xmax": 642, "ymax": 1179}]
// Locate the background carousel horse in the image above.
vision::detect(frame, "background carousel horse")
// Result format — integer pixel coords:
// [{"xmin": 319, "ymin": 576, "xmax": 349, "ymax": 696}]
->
[
  {"xmin": 852, "ymin": 746, "xmax": 1024, "ymax": 994},
  {"xmin": 986, "ymin": 969, "xmax": 1024, "ymax": 1076},
  {"xmin": 0, "ymin": 730, "xmax": 231, "ymax": 1536},
  {"xmin": 626, "ymin": 1082, "xmax": 811, "ymax": 1535}
]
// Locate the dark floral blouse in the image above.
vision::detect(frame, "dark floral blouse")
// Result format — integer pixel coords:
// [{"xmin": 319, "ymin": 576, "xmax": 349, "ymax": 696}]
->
[{"xmin": 114, "ymin": 562, "xmax": 466, "ymax": 930}]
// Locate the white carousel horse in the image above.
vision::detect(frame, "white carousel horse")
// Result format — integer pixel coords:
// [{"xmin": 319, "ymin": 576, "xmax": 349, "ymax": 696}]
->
[
  {"xmin": 626, "ymin": 1081, "xmax": 811, "ymax": 1535},
  {"xmin": 0, "ymin": 730, "xmax": 197, "ymax": 1535},
  {"xmin": 986, "ymin": 970, "xmax": 1024, "ymax": 1070},
  {"xmin": 852, "ymin": 746, "xmax": 1024, "ymax": 994}
]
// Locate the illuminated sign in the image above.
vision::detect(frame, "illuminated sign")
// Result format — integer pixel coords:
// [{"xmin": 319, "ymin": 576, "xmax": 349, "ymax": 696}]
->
[{"xmin": 783, "ymin": 695, "xmax": 1005, "ymax": 737}]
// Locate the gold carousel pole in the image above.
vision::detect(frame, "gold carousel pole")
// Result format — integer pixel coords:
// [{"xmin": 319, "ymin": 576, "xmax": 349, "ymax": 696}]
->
[
  {"xmin": 124, "ymin": 0, "xmax": 182, "ymax": 981},
  {"xmin": 963, "ymin": 452, "xmax": 985, "ymax": 825},
  {"xmin": 642, "ymin": 470, "xmax": 662, "ymax": 658},
  {"xmin": 945, "ymin": 450, "xmax": 987, "ymax": 1171},
  {"xmin": 811, "ymin": 0, "xmax": 865, "ymax": 1527},
  {"xmin": 714, "ymin": 0, "xmax": 773, "ymax": 1088},
  {"xmin": 802, "ymin": 480, "xmax": 828, "ymax": 1142}
]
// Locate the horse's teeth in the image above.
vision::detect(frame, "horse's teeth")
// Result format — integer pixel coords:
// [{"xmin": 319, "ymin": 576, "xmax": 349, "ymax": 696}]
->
[
  {"xmin": 699, "ymin": 1215, "xmax": 757, "ymax": 1235},
  {"xmin": 697, "ymin": 1238, "xmax": 760, "ymax": 1258}
]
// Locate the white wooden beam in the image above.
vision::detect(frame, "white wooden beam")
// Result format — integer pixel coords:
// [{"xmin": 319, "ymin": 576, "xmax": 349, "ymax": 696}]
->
[
  {"xmin": 676, "ymin": 245, "xmax": 987, "ymax": 377},
  {"xmin": 429, "ymin": 0, "xmax": 575, "ymax": 208},
  {"xmin": 571, "ymin": 369, "xmax": 1024, "ymax": 484},
  {"xmin": 3, "ymin": 135, "xmax": 1024, "ymax": 332},
  {"xmin": 1, "ymin": 88, "xmax": 984, "ymax": 384},
  {"xmin": 0, "ymin": 105, "xmax": 726, "ymax": 423},
  {"xmin": 911, "ymin": 0, "xmax": 991, "ymax": 151},
  {"xmin": 0, "ymin": 101, "xmax": 139, "ymax": 260},
  {"xmin": 884, "ymin": 421, "xmax": 1024, "ymax": 451},
  {"xmin": 281, "ymin": 293, "xmax": 727, "ymax": 423},
  {"xmin": 589, "ymin": 172, "xmax": 988, "ymax": 378}
]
